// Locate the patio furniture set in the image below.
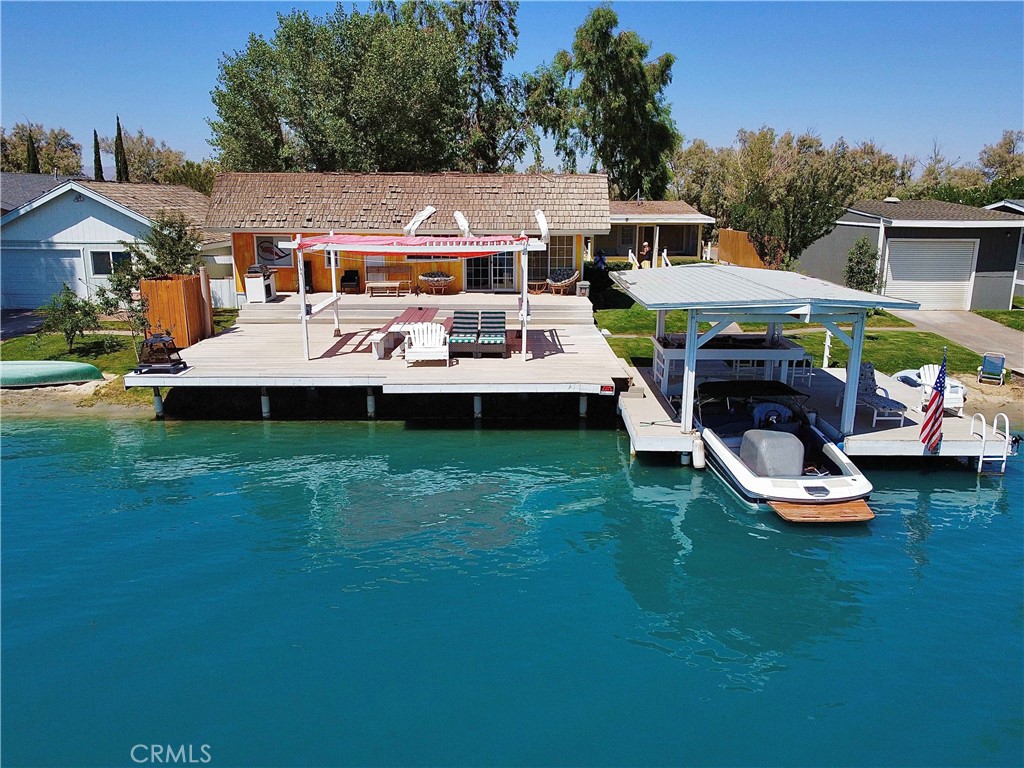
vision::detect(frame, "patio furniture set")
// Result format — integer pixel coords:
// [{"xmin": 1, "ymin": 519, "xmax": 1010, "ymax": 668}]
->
[{"xmin": 367, "ymin": 308, "xmax": 510, "ymax": 367}]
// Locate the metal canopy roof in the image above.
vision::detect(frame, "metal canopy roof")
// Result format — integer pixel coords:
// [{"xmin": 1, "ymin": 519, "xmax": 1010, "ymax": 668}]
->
[{"xmin": 611, "ymin": 263, "xmax": 920, "ymax": 313}]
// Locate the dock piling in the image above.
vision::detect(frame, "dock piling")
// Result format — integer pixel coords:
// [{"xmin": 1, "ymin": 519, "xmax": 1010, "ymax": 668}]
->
[
  {"xmin": 366, "ymin": 388, "xmax": 376, "ymax": 419},
  {"xmin": 260, "ymin": 387, "xmax": 270, "ymax": 419},
  {"xmin": 152, "ymin": 387, "xmax": 164, "ymax": 419}
]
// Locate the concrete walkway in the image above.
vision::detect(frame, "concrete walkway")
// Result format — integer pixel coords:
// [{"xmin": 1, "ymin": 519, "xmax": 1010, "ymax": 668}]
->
[{"xmin": 890, "ymin": 310, "xmax": 1023, "ymax": 375}]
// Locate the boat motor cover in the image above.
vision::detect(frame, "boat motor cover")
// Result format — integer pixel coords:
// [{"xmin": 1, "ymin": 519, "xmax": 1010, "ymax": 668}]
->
[{"xmin": 739, "ymin": 429, "xmax": 804, "ymax": 477}]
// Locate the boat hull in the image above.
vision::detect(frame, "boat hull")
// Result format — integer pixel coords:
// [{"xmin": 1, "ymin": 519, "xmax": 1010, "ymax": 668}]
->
[{"xmin": 0, "ymin": 361, "xmax": 104, "ymax": 388}]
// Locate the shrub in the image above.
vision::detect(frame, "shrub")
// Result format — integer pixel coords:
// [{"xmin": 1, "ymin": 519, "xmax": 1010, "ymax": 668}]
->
[
  {"xmin": 845, "ymin": 236, "xmax": 880, "ymax": 292},
  {"xmin": 37, "ymin": 284, "xmax": 101, "ymax": 353}
]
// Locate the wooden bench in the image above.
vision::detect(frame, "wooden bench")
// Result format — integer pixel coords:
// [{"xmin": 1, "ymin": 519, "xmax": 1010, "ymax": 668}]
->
[
  {"xmin": 365, "ymin": 265, "xmax": 412, "ymax": 296},
  {"xmin": 366, "ymin": 280, "xmax": 401, "ymax": 297}
]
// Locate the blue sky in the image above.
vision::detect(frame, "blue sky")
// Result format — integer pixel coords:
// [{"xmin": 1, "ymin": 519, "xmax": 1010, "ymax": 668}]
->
[{"xmin": 2, "ymin": 1, "xmax": 1021, "ymax": 176}]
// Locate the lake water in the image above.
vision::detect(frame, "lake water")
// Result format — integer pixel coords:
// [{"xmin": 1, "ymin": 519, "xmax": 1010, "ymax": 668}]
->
[{"xmin": 2, "ymin": 419, "xmax": 1021, "ymax": 767}]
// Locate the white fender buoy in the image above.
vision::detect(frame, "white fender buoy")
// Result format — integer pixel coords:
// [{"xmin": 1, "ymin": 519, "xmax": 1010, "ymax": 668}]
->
[{"xmin": 692, "ymin": 438, "xmax": 706, "ymax": 470}]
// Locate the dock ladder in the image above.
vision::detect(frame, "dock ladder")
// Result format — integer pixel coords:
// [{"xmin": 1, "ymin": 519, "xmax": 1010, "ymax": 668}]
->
[{"xmin": 969, "ymin": 412, "xmax": 1016, "ymax": 474}]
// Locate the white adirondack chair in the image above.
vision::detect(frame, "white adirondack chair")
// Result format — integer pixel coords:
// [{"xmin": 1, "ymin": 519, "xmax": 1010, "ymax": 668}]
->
[
  {"xmin": 918, "ymin": 364, "xmax": 966, "ymax": 416},
  {"xmin": 402, "ymin": 322, "xmax": 449, "ymax": 366}
]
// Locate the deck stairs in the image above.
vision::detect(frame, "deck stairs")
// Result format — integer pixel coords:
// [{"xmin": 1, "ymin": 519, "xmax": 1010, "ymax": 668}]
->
[
  {"xmin": 236, "ymin": 292, "xmax": 596, "ymax": 327},
  {"xmin": 970, "ymin": 413, "xmax": 1016, "ymax": 474}
]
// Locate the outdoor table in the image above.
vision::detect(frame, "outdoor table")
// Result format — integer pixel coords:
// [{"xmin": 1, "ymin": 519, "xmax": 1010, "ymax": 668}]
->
[
  {"xmin": 653, "ymin": 333, "xmax": 808, "ymax": 391},
  {"xmin": 369, "ymin": 307, "xmax": 439, "ymax": 358}
]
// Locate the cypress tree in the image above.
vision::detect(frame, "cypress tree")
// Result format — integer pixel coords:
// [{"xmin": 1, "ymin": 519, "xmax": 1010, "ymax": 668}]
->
[
  {"xmin": 114, "ymin": 116, "xmax": 129, "ymax": 182},
  {"xmin": 93, "ymin": 129, "xmax": 105, "ymax": 181},
  {"xmin": 26, "ymin": 131, "xmax": 41, "ymax": 174}
]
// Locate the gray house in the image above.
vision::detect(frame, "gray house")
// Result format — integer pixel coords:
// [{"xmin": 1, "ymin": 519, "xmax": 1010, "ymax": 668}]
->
[{"xmin": 797, "ymin": 199, "xmax": 1024, "ymax": 310}]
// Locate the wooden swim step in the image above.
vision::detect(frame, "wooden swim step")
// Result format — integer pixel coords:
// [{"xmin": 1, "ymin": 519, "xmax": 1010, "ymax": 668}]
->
[{"xmin": 768, "ymin": 499, "xmax": 875, "ymax": 523}]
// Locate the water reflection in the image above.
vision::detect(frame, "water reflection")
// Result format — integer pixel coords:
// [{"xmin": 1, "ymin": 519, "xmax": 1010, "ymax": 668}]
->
[{"xmin": 606, "ymin": 447, "xmax": 867, "ymax": 690}]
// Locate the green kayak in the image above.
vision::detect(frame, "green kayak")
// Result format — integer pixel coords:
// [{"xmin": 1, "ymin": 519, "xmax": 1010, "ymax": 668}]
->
[{"xmin": 0, "ymin": 361, "xmax": 105, "ymax": 388}]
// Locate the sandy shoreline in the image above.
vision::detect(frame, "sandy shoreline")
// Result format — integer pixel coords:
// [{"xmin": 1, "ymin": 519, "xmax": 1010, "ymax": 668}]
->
[{"xmin": 2, "ymin": 375, "xmax": 1021, "ymax": 430}]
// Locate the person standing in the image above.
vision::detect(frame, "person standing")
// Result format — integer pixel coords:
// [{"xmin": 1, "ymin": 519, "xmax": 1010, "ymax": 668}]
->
[{"xmin": 639, "ymin": 241, "xmax": 652, "ymax": 267}]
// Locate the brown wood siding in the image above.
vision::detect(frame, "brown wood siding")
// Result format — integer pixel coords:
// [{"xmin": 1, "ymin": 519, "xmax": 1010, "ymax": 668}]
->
[
  {"xmin": 718, "ymin": 228, "xmax": 764, "ymax": 269},
  {"xmin": 232, "ymin": 233, "xmax": 255, "ymax": 293},
  {"xmin": 140, "ymin": 274, "xmax": 207, "ymax": 348}
]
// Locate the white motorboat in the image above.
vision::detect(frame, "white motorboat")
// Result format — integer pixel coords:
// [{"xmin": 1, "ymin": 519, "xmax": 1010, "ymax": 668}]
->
[{"xmin": 694, "ymin": 381, "xmax": 875, "ymax": 523}]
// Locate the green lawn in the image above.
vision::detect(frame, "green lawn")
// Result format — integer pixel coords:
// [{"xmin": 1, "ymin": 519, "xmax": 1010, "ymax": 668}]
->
[
  {"xmin": 602, "ymin": 330, "xmax": 982, "ymax": 376},
  {"xmin": 595, "ymin": 305, "xmax": 711, "ymax": 335},
  {"xmin": 973, "ymin": 308, "xmax": 1024, "ymax": 332}
]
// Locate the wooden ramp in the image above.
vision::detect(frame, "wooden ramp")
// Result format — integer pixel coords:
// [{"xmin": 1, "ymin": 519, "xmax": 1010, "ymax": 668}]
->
[{"xmin": 768, "ymin": 499, "xmax": 875, "ymax": 523}]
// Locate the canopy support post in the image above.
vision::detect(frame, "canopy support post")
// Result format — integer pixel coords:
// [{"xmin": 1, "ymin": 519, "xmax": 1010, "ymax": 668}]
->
[
  {"xmin": 328, "ymin": 233, "xmax": 340, "ymax": 337},
  {"xmin": 679, "ymin": 309, "xmax": 699, "ymax": 432},
  {"xmin": 296, "ymin": 233, "xmax": 310, "ymax": 361},
  {"xmin": 520, "ymin": 241, "xmax": 529, "ymax": 360},
  {"xmin": 840, "ymin": 313, "xmax": 866, "ymax": 436}
]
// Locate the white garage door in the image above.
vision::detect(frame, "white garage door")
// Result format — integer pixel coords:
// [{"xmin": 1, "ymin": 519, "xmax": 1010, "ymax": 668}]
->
[
  {"xmin": 1, "ymin": 249, "xmax": 86, "ymax": 309},
  {"xmin": 884, "ymin": 239, "xmax": 977, "ymax": 310}
]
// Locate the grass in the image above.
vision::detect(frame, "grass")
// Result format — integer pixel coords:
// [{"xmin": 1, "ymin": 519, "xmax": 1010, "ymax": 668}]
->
[
  {"xmin": 973, "ymin": 307, "xmax": 1024, "ymax": 332},
  {"xmin": 595, "ymin": 305, "xmax": 711, "ymax": 335},
  {"xmin": 602, "ymin": 329, "xmax": 982, "ymax": 377}
]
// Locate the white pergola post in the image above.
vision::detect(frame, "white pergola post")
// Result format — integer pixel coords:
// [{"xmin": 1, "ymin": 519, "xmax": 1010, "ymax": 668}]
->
[
  {"xmin": 519, "ymin": 241, "xmax": 529, "ymax": 359},
  {"xmin": 679, "ymin": 309, "xmax": 699, "ymax": 432},
  {"xmin": 296, "ymin": 233, "xmax": 311, "ymax": 361},
  {"xmin": 652, "ymin": 225, "xmax": 660, "ymax": 267},
  {"xmin": 697, "ymin": 223, "xmax": 704, "ymax": 258},
  {"xmin": 328, "ymin": 230, "xmax": 340, "ymax": 337}
]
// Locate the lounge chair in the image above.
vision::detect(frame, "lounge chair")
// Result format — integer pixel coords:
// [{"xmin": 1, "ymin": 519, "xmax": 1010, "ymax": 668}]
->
[
  {"xmin": 476, "ymin": 311, "xmax": 509, "ymax": 358},
  {"xmin": 977, "ymin": 352, "xmax": 1006, "ymax": 385},
  {"xmin": 918, "ymin": 364, "xmax": 966, "ymax": 416},
  {"xmin": 449, "ymin": 310, "xmax": 479, "ymax": 357},
  {"xmin": 546, "ymin": 269, "xmax": 580, "ymax": 295},
  {"xmin": 402, "ymin": 322, "xmax": 449, "ymax": 367},
  {"xmin": 837, "ymin": 362, "xmax": 907, "ymax": 427}
]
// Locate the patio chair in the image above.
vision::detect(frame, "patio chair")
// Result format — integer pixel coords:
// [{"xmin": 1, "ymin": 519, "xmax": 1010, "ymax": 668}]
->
[
  {"xmin": 339, "ymin": 270, "xmax": 360, "ymax": 294},
  {"xmin": 449, "ymin": 310, "xmax": 479, "ymax": 357},
  {"xmin": 476, "ymin": 311, "xmax": 509, "ymax": 358},
  {"xmin": 918, "ymin": 364, "xmax": 966, "ymax": 416},
  {"xmin": 402, "ymin": 322, "xmax": 449, "ymax": 367},
  {"xmin": 977, "ymin": 352, "xmax": 1006, "ymax": 385},
  {"xmin": 546, "ymin": 269, "xmax": 580, "ymax": 295},
  {"xmin": 845, "ymin": 362, "xmax": 907, "ymax": 427}
]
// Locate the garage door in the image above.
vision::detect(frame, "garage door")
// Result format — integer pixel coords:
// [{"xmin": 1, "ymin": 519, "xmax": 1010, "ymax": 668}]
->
[
  {"xmin": 884, "ymin": 239, "xmax": 977, "ymax": 310},
  {"xmin": 1, "ymin": 249, "xmax": 85, "ymax": 309}
]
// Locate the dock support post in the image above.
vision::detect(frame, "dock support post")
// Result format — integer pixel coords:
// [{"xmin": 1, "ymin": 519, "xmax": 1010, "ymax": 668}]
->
[
  {"xmin": 152, "ymin": 387, "xmax": 164, "ymax": 419},
  {"xmin": 474, "ymin": 395, "xmax": 482, "ymax": 419},
  {"xmin": 579, "ymin": 394, "xmax": 588, "ymax": 418},
  {"xmin": 366, "ymin": 388, "xmax": 376, "ymax": 419},
  {"xmin": 260, "ymin": 387, "xmax": 270, "ymax": 419}
]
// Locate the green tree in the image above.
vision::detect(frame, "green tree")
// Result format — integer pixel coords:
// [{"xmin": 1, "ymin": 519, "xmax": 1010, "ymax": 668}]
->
[
  {"xmin": 979, "ymin": 129, "xmax": 1024, "ymax": 182},
  {"xmin": 93, "ymin": 130, "xmax": 105, "ymax": 181},
  {"xmin": 101, "ymin": 125, "xmax": 185, "ymax": 183},
  {"xmin": 37, "ymin": 284, "xmax": 100, "ymax": 353},
  {"xmin": 668, "ymin": 138, "xmax": 731, "ymax": 237},
  {"xmin": 120, "ymin": 211, "xmax": 204, "ymax": 278},
  {"xmin": 162, "ymin": 160, "xmax": 219, "ymax": 196},
  {"xmin": 526, "ymin": 5, "xmax": 678, "ymax": 199},
  {"xmin": 114, "ymin": 116, "xmax": 129, "ymax": 182},
  {"xmin": 26, "ymin": 131, "xmax": 40, "ymax": 174},
  {"xmin": 0, "ymin": 123, "xmax": 82, "ymax": 175},
  {"xmin": 729, "ymin": 128, "xmax": 854, "ymax": 270},
  {"xmin": 848, "ymin": 141, "xmax": 914, "ymax": 200},
  {"xmin": 844, "ymin": 236, "xmax": 879, "ymax": 292}
]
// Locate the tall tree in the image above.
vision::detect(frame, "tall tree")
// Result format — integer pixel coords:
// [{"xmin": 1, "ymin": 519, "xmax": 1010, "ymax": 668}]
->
[
  {"xmin": 25, "ymin": 131, "xmax": 41, "ymax": 174},
  {"xmin": 668, "ymin": 138, "xmax": 731, "ymax": 237},
  {"xmin": 729, "ymin": 128, "xmax": 854, "ymax": 270},
  {"xmin": 114, "ymin": 116, "xmax": 129, "ymax": 182},
  {"xmin": 93, "ymin": 130, "xmax": 105, "ymax": 181},
  {"xmin": 979, "ymin": 129, "xmax": 1024, "ymax": 182},
  {"xmin": 526, "ymin": 4, "xmax": 678, "ymax": 199},
  {"xmin": 100, "ymin": 126, "xmax": 185, "ymax": 183},
  {"xmin": 848, "ymin": 141, "xmax": 914, "ymax": 200},
  {"xmin": 162, "ymin": 160, "xmax": 219, "ymax": 196},
  {"xmin": 0, "ymin": 123, "xmax": 82, "ymax": 175}
]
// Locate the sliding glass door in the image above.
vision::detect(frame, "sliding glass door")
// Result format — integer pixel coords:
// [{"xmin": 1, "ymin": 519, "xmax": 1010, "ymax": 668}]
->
[{"xmin": 466, "ymin": 253, "xmax": 516, "ymax": 291}]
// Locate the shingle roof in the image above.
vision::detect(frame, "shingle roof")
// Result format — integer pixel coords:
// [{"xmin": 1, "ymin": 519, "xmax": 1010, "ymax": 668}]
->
[
  {"xmin": 206, "ymin": 172, "xmax": 611, "ymax": 234},
  {"xmin": 78, "ymin": 181, "xmax": 221, "ymax": 243},
  {"xmin": 609, "ymin": 199, "xmax": 715, "ymax": 224},
  {"xmin": 849, "ymin": 199, "xmax": 1024, "ymax": 223},
  {"xmin": 1, "ymin": 172, "xmax": 86, "ymax": 213}
]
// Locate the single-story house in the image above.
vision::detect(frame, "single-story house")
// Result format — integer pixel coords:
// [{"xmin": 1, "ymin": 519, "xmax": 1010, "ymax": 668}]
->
[
  {"xmin": 0, "ymin": 180, "xmax": 233, "ymax": 309},
  {"xmin": 1, "ymin": 172, "xmax": 87, "ymax": 215},
  {"xmin": 796, "ymin": 198, "xmax": 1024, "ymax": 310},
  {"xmin": 593, "ymin": 200, "xmax": 714, "ymax": 261},
  {"xmin": 205, "ymin": 172, "xmax": 611, "ymax": 297},
  {"xmin": 985, "ymin": 200, "xmax": 1024, "ymax": 296}
]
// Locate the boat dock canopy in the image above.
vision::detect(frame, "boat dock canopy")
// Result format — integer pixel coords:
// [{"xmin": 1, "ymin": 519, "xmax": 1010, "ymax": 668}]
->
[{"xmin": 611, "ymin": 263, "xmax": 919, "ymax": 313}]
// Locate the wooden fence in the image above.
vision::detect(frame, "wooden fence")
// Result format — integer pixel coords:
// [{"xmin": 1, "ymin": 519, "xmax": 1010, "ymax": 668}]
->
[
  {"xmin": 717, "ymin": 228, "xmax": 764, "ymax": 269},
  {"xmin": 140, "ymin": 274, "xmax": 210, "ymax": 348}
]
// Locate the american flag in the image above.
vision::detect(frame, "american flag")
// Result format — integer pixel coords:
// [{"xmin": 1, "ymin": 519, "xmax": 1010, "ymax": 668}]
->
[{"xmin": 920, "ymin": 350, "xmax": 947, "ymax": 453}]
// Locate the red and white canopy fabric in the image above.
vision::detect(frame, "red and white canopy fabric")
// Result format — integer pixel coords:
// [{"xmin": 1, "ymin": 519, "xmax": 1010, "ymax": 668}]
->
[{"xmin": 294, "ymin": 234, "xmax": 529, "ymax": 258}]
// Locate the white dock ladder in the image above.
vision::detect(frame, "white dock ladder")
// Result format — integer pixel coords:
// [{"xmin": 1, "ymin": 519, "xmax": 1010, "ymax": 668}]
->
[{"xmin": 969, "ymin": 412, "xmax": 1014, "ymax": 474}]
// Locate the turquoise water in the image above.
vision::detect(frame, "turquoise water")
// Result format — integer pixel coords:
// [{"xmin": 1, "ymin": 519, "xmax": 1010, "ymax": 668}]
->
[{"xmin": 2, "ymin": 419, "xmax": 1021, "ymax": 767}]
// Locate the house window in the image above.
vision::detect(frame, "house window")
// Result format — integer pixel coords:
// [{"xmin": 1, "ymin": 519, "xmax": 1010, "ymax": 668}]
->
[
  {"xmin": 528, "ymin": 236, "xmax": 576, "ymax": 280},
  {"xmin": 91, "ymin": 250, "xmax": 129, "ymax": 276},
  {"xmin": 620, "ymin": 227, "xmax": 635, "ymax": 246}
]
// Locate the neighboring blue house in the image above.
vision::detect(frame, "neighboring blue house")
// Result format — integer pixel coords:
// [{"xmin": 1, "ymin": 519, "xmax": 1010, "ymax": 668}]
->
[
  {"xmin": 0, "ymin": 179, "xmax": 233, "ymax": 309},
  {"xmin": 0, "ymin": 172, "xmax": 86, "ymax": 215}
]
